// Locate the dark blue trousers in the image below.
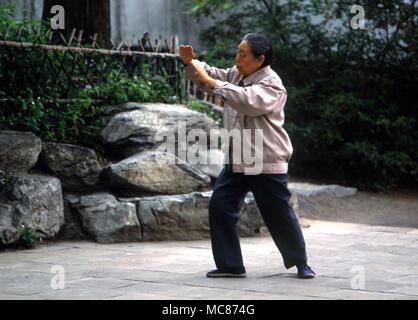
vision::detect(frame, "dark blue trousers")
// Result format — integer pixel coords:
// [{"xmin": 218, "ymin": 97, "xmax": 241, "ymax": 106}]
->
[{"xmin": 209, "ymin": 168, "xmax": 308, "ymax": 270}]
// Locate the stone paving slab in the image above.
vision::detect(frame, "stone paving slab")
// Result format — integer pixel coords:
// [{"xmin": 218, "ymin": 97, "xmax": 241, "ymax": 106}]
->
[{"xmin": 0, "ymin": 220, "xmax": 418, "ymax": 300}]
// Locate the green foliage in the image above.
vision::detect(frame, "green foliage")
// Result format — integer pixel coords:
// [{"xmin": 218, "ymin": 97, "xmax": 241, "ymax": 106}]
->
[
  {"xmin": 186, "ymin": 0, "xmax": 418, "ymax": 190},
  {"xmin": 78, "ymin": 67, "xmax": 179, "ymax": 105},
  {"xmin": 17, "ymin": 225, "xmax": 41, "ymax": 249},
  {"xmin": 0, "ymin": 69, "xmax": 180, "ymax": 147},
  {"xmin": 0, "ymin": 3, "xmax": 183, "ymax": 148},
  {"xmin": 186, "ymin": 96, "xmax": 223, "ymax": 126},
  {"xmin": 0, "ymin": 88, "xmax": 108, "ymax": 148},
  {"xmin": 0, "ymin": 1, "xmax": 45, "ymax": 42}
]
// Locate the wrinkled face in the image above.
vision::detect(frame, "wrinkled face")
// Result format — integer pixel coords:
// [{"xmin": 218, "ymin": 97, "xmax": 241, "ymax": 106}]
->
[{"xmin": 235, "ymin": 40, "xmax": 265, "ymax": 77}]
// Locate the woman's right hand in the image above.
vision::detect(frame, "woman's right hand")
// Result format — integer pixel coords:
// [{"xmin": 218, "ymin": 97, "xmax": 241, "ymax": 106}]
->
[{"xmin": 179, "ymin": 45, "xmax": 195, "ymax": 65}]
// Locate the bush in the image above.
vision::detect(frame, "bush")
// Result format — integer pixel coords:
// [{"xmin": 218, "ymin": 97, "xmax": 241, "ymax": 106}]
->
[
  {"xmin": 17, "ymin": 225, "xmax": 41, "ymax": 249},
  {"xmin": 0, "ymin": 3, "xmax": 185, "ymax": 149}
]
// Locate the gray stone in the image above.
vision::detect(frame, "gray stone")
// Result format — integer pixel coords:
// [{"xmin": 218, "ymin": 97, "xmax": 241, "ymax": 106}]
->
[
  {"xmin": 0, "ymin": 131, "xmax": 42, "ymax": 175},
  {"xmin": 288, "ymin": 182, "xmax": 357, "ymax": 219},
  {"xmin": 41, "ymin": 143, "xmax": 104, "ymax": 191},
  {"xmin": 0, "ymin": 175, "xmax": 64, "ymax": 245},
  {"xmin": 289, "ymin": 192, "xmax": 310, "ymax": 228},
  {"xmin": 118, "ymin": 191, "xmax": 265, "ymax": 241},
  {"xmin": 58, "ymin": 194, "xmax": 87, "ymax": 240},
  {"xmin": 69, "ymin": 193, "xmax": 141, "ymax": 243},
  {"xmin": 108, "ymin": 151, "xmax": 211, "ymax": 195},
  {"xmin": 101, "ymin": 102, "xmax": 152, "ymax": 116},
  {"xmin": 191, "ymin": 149, "xmax": 225, "ymax": 178},
  {"xmin": 289, "ymin": 183, "xmax": 357, "ymax": 198},
  {"xmin": 101, "ymin": 102, "xmax": 220, "ymax": 158}
]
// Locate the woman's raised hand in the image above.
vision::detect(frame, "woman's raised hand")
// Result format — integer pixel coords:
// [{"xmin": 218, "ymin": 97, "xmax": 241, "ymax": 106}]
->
[{"xmin": 179, "ymin": 45, "xmax": 195, "ymax": 65}]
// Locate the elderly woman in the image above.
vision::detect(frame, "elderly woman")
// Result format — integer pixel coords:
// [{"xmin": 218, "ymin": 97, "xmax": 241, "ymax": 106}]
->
[{"xmin": 179, "ymin": 33, "xmax": 315, "ymax": 279}]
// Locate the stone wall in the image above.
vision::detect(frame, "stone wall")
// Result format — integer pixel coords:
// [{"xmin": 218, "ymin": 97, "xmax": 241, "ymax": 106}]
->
[{"xmin": 1, "ymin": 102, "xmax": 356, "ymax": 246}]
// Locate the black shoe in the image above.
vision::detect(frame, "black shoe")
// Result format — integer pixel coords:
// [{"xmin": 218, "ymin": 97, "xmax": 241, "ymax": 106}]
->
[
  {"xmin": 297, "ymin": 264, "xmax": 316, "ymax": 279},
  {"xmin": 206, "ymin": 267, "xmax": 247, "ymax": 278}
]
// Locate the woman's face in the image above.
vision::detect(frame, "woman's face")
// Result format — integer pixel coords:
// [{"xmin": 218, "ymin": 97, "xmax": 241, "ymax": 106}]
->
[{"xmin": 235, "ymin": 40, "xmax": 265, "ymax": 77}]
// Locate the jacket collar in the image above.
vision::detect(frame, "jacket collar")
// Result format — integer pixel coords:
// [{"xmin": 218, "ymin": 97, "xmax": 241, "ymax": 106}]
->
[{"xmin": 239, "ymin": 65, "xmax": 271, "ymax": 86}]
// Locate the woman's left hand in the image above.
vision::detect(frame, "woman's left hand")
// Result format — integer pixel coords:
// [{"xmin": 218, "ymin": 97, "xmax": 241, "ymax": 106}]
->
[{"xmin": 192, "ymin": 61, "xmax": 217, "ymax": 89}]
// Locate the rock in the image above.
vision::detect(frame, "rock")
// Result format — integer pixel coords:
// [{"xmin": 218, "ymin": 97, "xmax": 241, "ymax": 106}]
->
[
  {"xmin": 69, "ymin": 193, "xmax": 141, "ymax": 243},
  {"xmin": 57, "ymin": 194, "xmax": 87, "ymax": 240},
  {"xmin": 288, "ymin": 182, "xmax": 357, "ymax": 219},
  {"xmin": 0, "ymin": 175, "xmax": 64, "ymax": 245},
  {"xmin": 108, "ymin": 151, "xmax": 211, "ymax": 195},
  {"xmin": 289, "ymin": 183, "xmax": 357, "ymax": 198},
  {"xmin": 0, "ymin": 131, "xmax": 42, "ymax": 175},
  {"xmin": 289, "ymin": 192, "xmax": 310, "ymax": 228},
  {"xmin": 239, "ymin": 192, "xmax": 273, "ymax": 236},
  {"xmin": 41, "ymin": 143, "xmax": 104, "ymax": 191},
  {"xmin": 191, "ymin": 149, "xmax": 225, "ymax": 178},
  {"xmin": 101, "ymin": 102, "xmax": 146, "ymax": 116},
  {"xmin": 57, "ymin": 189, "xmax": 305, "ymax": 243},
  {"xmin": 118, "ymin": 191, "xmax": 265, "ymax": 241},
  {"xmin": 101, "ymin": 102, "xmax": 220, "ymax": 158}
]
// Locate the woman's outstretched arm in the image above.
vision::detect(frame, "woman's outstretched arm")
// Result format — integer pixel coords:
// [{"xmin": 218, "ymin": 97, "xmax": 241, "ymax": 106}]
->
[
  {"xmin": 184, "ymin": 59, "xmax": 231, "ymax": 82},
  {"xmin": 180, "ymin": 45, "xmax": 231, "ymax": 93}
]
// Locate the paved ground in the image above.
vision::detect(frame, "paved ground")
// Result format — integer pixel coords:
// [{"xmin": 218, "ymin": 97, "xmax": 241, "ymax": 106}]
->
[{"xmin": 1, "ymin": 219, "xmax": 418, "ymax": 300}]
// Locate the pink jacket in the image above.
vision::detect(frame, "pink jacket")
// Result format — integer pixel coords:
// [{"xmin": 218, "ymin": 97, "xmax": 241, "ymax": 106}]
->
[{"xmin": 184, "ymin": 60, "xmax": 293, "ymax": 174}]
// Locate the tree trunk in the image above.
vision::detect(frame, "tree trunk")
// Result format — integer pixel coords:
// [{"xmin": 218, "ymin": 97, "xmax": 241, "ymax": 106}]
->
[{"xmin": 42, "ymin": 0, "xmax": 111, "ymax": 48}]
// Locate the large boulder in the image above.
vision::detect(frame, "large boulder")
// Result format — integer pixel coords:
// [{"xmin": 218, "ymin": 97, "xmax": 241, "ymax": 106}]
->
[
  {"xmin": 0, "ymin": 131, "xmax": 42, "ymax": 175},
  {"xmin": 100, "ymin": 102, "xmax": 220, "ymax": 159},
  {"xmin": 0, "ymin": 175, "xmax": 64, "ymax": 245},
  {"xmin": 41, "ymin": 143, "xmax": 104, "ymax": 191},
  {"xmin": 118, "ymin": 191, "xmax": 265, "ymax": 241},
  {"xmin": 108, "ymin": 151, "xmax": 211, "ymax": 195},
  {"xmin": 68, "ymin": 193, "xmax": 141, "ymax": 243},
  {"xmin": 191, "ymin": 149, "xmax": 225, "ymax": 179},
  {"xmin": 288, "ymin": 182, "xmax": 357, "ymax": 219}
]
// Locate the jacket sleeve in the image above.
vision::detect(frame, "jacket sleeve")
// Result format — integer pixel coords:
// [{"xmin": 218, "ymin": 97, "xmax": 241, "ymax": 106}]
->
[
  {"xmin": 184, "ymin": 59, "xmax": 231, "ymax": 82},
  {"xmin": 212, "ymin": 78, "xmax": 287, "ymax": 117},
  {"xmin": 184, "ymin": 59, "xmax": 233, "ymax": 94}
]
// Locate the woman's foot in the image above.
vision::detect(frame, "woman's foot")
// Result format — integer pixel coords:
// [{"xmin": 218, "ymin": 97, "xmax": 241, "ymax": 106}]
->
[
  {"xmin": 297, "ymin": 264, "xmax": 316, "ymax": 279},
  {"xmin": 206, "ymin": 267, "xmax": 247, "ymax": 278}
]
